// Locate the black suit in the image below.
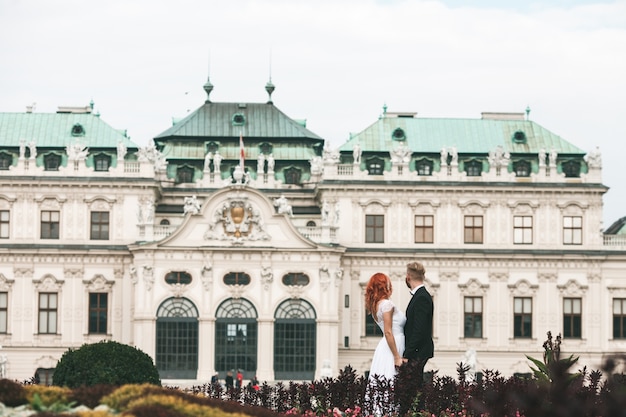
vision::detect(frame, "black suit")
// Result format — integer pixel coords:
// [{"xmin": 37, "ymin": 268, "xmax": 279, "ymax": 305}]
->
[
  {"xmin": 404, "ymin": 286, "xmax": 434, "ymax": 361},
  {"xmin": 400, "ymin": 285, "xmax": 433, "ymax": 414}
]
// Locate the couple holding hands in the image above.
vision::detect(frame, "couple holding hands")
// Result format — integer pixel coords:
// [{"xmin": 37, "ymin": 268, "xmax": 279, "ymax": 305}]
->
[{"xmin": 365, "ymin": 261, "xmax": 434, "ymax": 414}]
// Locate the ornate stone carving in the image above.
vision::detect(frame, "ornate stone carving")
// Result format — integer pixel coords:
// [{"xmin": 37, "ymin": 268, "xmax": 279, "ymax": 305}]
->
[
  {"xmin": 33, "ymin": 274, "xmax": 64, "ymax": 291},
  {"xmin": 83, "ymin": 274, "xmax": 114, "ymax": 291},
  {"xmin": 204, "ymin": 199, "xmax": 270, "ymax": 244},
  {"xmin": 142, "ymin": 265, "xmax": 154, "ymax": 290},
  {"xmin": 201, "ymin": 262, "xmax": 213, "ymax": 291},
  {"xmin": 261, "ymin": 266, "xmax": 273, "ymax": 290},
  {"xmin": 320, "ymin": 266, "xmax": 331, "ymax": 291}
]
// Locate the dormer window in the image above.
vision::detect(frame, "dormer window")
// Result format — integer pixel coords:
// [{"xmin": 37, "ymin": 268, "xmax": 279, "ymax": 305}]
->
[
  {"xmin": 71, "ymin": 123, "xmax": 85, "ymax": 136},
  {"xmin": 260, "ymin": 142, "xmax": 273, "ymax": 155},
  {"xmin": 513, "ymin": 160, "xmax": 531, "ymax": 177},
  {"xmin": 392, "ymin": 128, "xmax": 406, "ymax": 141},
  {"xmin": 232, "ymin": 113, "xmax": 246, "ymax": 126},
  {"xmin": 367, "ymin": 157, "xmax": 385, "ymax": 175},
  {"xmin": 44, "ymin": 154, "xmax": 61, "ymax": 171},
  {"xmin": 0, "ymin": 153, "xmax": 11, "ymax": 170},
  {"xmin": 562, "ymin": 160, "xmax": 581, "ymax": 178},
  {"xmin": 93, "ymin": 154, "xmax": 111, "ymax": 172},
  {"xmin": 415, "ymin": 158, "xmax": 433, "ymax": 176},
  {"xmin": 465, "ymin": 160, "xmax": 483, "ymax": 177},
  {"xmin": 512, "ymin": 131, "xmax": 526, "ymax": 144},
  {"xmin": 284, "ymin": 167, "xmax": 301, "ymax": 185},
  {"xmin": 176, "ymin": 166, "xmax": 195, "ymax": 184}
]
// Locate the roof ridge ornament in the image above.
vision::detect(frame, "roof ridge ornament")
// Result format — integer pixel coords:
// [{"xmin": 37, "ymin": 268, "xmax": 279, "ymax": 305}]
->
[{"xmin": 265, "ymin": 78, "xmax": 275, "ymax": 104}]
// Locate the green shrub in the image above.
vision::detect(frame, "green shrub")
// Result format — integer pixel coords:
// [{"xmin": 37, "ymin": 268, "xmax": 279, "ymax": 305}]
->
[{"xmin": 52, "ymin": 341, "xmax": 161, "ymax": 388}]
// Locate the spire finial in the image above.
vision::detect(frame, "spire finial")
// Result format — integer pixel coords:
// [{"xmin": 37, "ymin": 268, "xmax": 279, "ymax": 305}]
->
[
  {"xmin": 525, "ymin": 105, "xmax": 531, "ymax": 120},
  {"xmin": 203, "ymin": 51, "xmax": 214, "ymax": 102},
  {"xmin": 266, "ymin": 48, "xmax": 275, "ymax": 104}
]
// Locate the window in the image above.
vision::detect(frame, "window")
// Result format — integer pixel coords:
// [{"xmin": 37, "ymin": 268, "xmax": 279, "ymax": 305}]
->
[
  {"xmin": 160, "ymin": 219, "xmax": 170, "ymax": 226},
  {"xmin": 392, "ymin": 128, "xmax": 406, "ymax": 140},
  {"xmin": 215, "ymin": 298, "xmax": 257, "ymax": 378},
  {"xmin": 0, "ymin": 153, "xmax": 11, "ymax": 170},
  {"xmin": 512, "ymin": 131, "xmax": 527, "ymax": 143},
  {"xmin": 284, "ymin": 167, "xmax": 302, "ymax": 185},
  {"xmin": 94, "ymin": 154, "xmax": 111, "ymax": 171},
  {"xmin": 0, "ymin": 210, "xmax": 8, "ymax": 239},
  {"xmin": 165, "ymin": 271, "xmax": 192, "ymax": 285},
  {"xmin": 513, "ymin": 216, "xmax": 533, "ymax": 244},
  {"xmin": 282, "ymin": 273, "xmax": 310, "ymax": 286},
  {"xmin": 223, "ymin": 272, "xmax": 251, "ymax": 286},
  {"xmin": 38, "ymin": 293, "xmax": 58, "ymax": 334},
  {"xmin": 464, "ymin": 215, "xmax": 483, "ymax": 244},
  {"xmin": 41, "ymin": 211, "xmax": 60, "ymax": 239},
  {"xmin": 465, "ymin": 160, "xmax": 482, "ymax": 176},
  {"xmin": 0, "ymin": 292, "xmax": 7, "ymax": 333},
  {"xmin": 513, "ymin": 160, "xmax": 531, "ymax": 177},
  {"xmin": 414, "ymin": 215, "xmax": 434, "ymax": 243},
  {"xmin": 464, "ymin": 297, "xmax": 483, "ymax": 338},
  {"xmin": 563, "ymin": 216, "xmax": 582, "ymax": 245},
  {"xmin": 365, "ymin": 309, "xmax": 382, "ymax": 336},
  {"xmin": 562, "ymin": 160, "xmax": 581, "ymax": 178},
  {"xmin": 71, "ymin": 123, "xmax": 85, "ymax": 136},
  {"xmin": 415, "ymin": 159, "xmax": 433, "ymax": 176},
  {"xmin": 613, "ymin": 298, "xmax": 626, "ymax": 339},
  {"xmin": 156, "ymin": 297, "xmax": 199, "ymax": 379},
  {"xmin": 44, "ymin": 154, "xmax": 61, "ymax": 171},
  {"xmin": 513, "ymin": 297, "xmax": 532, "ymax": 338},
  {"xmin": 274, "ymin": 299, "xmax": 316, "ymax": 380},
  {"xmin": 366, "ymin": 157, "xmax": 384, "ymax": 175},
  {"xmin": 90, "ymin": 211, "xmax": 109, "ymax": 240},
  {"xmin": 176, "ymin": 166, "xmax": 195, "ymax": 184},
  {"xmin": 88, "ymin": 293, "xmax": 108, "ymax": 334},
  {"xmin": 563, "ymin": 298, "xmax": 581, "ymax": 338},
  {"xmin": 365, "ymin": 214, "xmax": 384, "ymax": 243}
]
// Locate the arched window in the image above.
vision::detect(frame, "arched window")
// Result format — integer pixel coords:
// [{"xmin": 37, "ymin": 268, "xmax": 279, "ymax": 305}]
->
[
  {"xmin": 155, "ymin": 297, "xmax": 199, "ymax": 379},
  {"xmin": 223, "ymin": 272, "xmax": 251, "ymax": 286},
  {"xmin": 215, "ymin": 298, "xmax": 258, "ymax": 379},
  {"xmin": 366, "ymin": 157, "xmax": 385, "ymax": 175},
  {"xmin": 306, "ymin": 220, "xmax": 316, "ymax": 227},
  {"xmin": 160, "ymin": 219, "xmax": 170, "ymax": 226},
  {"xmin": 282, "ymin": 273, "xmax": 310, "ymax": 286},
  {"xmin": 274, "ymin": 299, "xmax": 316, "ymax": 380}
]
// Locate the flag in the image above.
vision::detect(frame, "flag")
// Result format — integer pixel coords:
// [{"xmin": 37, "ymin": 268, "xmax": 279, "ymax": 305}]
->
[{"xmin": 239, "ymin": 132, "xmax": 245, "ymax": 168}]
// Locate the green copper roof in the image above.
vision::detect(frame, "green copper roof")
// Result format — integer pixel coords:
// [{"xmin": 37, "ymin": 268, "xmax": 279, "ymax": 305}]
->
[
  {"xmin": 155, "ymin": 102, "xmax": 323, "ymax": 141},
  {"xmin": 0, "ymin": 112, "xmax": 136, "ymax": 149},
  {"xmin": 161, "ymin": 141, "xmax": 317, "ymax": 160},
  {"xmin": 340, "ymin": 116, "xmax": 585, "ymax": 155}
]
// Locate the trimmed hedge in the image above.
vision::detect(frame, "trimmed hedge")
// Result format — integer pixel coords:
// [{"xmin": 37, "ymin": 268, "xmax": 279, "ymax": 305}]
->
[{"xmin": 52, "ymin": 340, "xmax": 161, "ymax": 388}]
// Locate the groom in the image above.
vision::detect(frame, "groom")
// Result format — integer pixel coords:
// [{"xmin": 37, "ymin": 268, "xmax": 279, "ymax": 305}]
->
[{"xmin": 400, "ymin": 261, "xmax": 434, "ymax": 414}]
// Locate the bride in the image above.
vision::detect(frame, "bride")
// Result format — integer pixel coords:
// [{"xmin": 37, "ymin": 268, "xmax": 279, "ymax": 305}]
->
[{"xmin": 365, "ymin": 272, "xmax": 406, "ymax": 380}]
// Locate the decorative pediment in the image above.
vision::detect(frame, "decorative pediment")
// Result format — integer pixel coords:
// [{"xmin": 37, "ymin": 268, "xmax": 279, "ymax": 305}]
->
[
  {"xmin": 204, "ymin": 197, "xmax": 270, "ymax": 245},
  {"xmin": 557, "ymin": 279, "xmax": 588, "ymax": 296},
  {"xmin": 83, "ymin": 274, "xmax": 114, "ymax": 291},
  {"xmin": 33, "ymin": 274, "xmax": 64, "ymax": 291}
]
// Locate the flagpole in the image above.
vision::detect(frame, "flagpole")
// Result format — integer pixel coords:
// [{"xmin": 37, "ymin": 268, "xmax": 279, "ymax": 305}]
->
[{"xmin": 239, "ymin": 131, "xmax": 245, "ymax": 169}]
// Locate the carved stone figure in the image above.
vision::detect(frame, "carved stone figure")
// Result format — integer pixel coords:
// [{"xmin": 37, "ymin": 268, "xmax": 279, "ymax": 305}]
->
[
  {"xmin": 183, "ymin": 195, "xmax": 201, "ymax": 215},
  {"xmin": 213, "ymin": 151, "xmax": 223, "ymax": 173},
  {"xmin": 310, "ymin": 156, "xmax": 324, "ymax": 175},
  {"xmin": 584, "ymin": 146, "xmax": 602, "ymax": 169},
  {"xmin": 257, "ymin": 153, "xmax": 265, "ymax": 174},
  {"xmin": 117, "ymin": 141, "xmax": 127, "ymax": 160},
  {"xmin": 28, "ymin": 141, "xmax": 37, "ymax": 160},
  {"xmin": 352, "ymin": 143, "xmax": 362, "ymax": 164},
  {"xmin": 19, "ymin": 140, "xmax": 26, "ymax": 159},
  {"xmin": 440, "ymin": 147, "xmax": 448, "ymax": 166},
  {"xmin": 391, "ymin": 144, "xmax": 411, "ymax": 165},
  {"xmin": 204, "ymin": 152, "xmax": 212, "ymax": 171},
  {"xmin": 321, "ymin": 199, "xmax": 331, "ymax": 225},
  {"xmin": 449, "ymin": 146, "xmax": 458, "ymax": 165},
  {"xmin": 538, "ymin": 148, "xmax": 546, "ymax": 167},
  {"xmin": 549, "ymin": 149, "xmax": 558, "ymax": 168},
  {"xmin": 267, "ymin": 154, "xmax": 275, "ymax": 172},
  {"xmin": 274, "ymin": 194, "xmax": 293, "ymax": 217}
]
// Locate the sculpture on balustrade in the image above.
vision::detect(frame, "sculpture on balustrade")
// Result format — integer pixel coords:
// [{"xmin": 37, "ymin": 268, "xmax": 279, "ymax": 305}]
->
[
  {"xmin": 584, "ymin": 146, "xmax": 602, "ymax": 169},
  {"xmin": 310, "ymin": 156, "xmax": 324, "ymax": 175},
  {"xmin": 267, "ymin": 154, "xmax": 275, "ymax": 172},
  {"xmin": 257, "ymin": 153, "xmax": 265, "ymax": 174},
  {"xmin": 117, "ymin": 141, "xmax": 128, "ymax": 160},
  {"xmin": 213, "ymin": 151, "xmax": 223, "ymax": 173},
  {"xmin": 204, "ymin": 152, "xmax": 212, "ymax": 171},
  {"xmin": 549, "ymin": 149, "xmax": 558, "ymax": 168},
  {"xmin": 352, "ymin": 143, "xmax": 362, "ymax": 164},
  {"xmin": 488, "ymin": 145, "xmax": 510, "ymax": 169},
  {"xmin": 28, "ymin": 141, "xmax": 37, "ymax": 160}
]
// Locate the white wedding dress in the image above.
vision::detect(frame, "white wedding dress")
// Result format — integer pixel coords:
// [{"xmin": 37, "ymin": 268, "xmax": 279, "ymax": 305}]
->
[{"xmin": 368, "ymin": 298, "xmax": 406, "ymax": 380}]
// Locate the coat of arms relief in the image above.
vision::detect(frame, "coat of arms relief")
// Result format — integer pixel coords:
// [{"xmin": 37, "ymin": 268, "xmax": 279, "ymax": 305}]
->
[{"xmin": 204, "ymin": 197, "xmax": 270, "ymax": 245}]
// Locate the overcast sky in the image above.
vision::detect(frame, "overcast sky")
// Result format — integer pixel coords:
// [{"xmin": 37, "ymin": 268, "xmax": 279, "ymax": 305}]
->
[{"xmin": 1, "ymin": 0, "xmax": 624, "ymax": 228}]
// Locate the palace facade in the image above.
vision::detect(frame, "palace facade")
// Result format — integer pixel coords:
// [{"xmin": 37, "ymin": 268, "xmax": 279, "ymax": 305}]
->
[{"xmin": 1, "ymin": 82, "xmax": 625, "ymax": 385}]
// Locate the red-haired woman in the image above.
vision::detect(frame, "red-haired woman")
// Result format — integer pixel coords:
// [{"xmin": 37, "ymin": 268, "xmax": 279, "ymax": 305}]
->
[{"xmin": 365, "ymin": 272, "xmax": 406, "ymax": 380}]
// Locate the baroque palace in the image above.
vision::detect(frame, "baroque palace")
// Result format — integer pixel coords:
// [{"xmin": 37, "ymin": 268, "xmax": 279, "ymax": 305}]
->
[{"xmin": 0, "ymin": 80, "xmax": 625, "ymax": 385}]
